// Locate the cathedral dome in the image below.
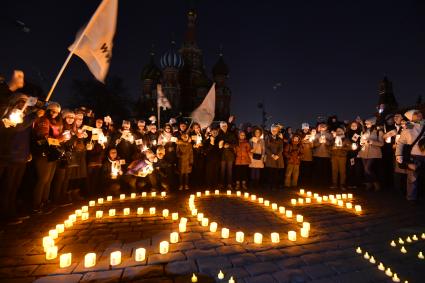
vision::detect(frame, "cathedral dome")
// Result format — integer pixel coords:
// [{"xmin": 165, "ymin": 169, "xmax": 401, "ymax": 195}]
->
[
  {"xmin": 160, "ymin": 41, "xmax": 184, "ymax": 70},
  {"xmin": 141, "ymin": 52, "xmax": 161, "ymax": 81},
  {"xmin": 212, "ymin": 54, "xmax": 229, "ymax": 76}
]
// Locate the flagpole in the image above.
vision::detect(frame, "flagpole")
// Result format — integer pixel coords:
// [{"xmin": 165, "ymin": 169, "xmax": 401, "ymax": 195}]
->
[
  {"xmin": 157, "ymin": 102, "xmax": 161, "ymax": 128},
  {"xmin": 45, "ymin": 0, "xmax": 110, "ymax": 102}
]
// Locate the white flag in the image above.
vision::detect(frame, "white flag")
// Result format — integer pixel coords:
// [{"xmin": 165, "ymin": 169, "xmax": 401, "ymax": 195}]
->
[
  {"xmin": 68, "ymin": 0, "xmax": 118, "ymax": 82},
  {"xmin": 157, "ymin": 84, "xmax": 172, "ymax": 110},
  {"xmin": 191, "ymin": 83, "xmax": 216, "ymax": 129}
]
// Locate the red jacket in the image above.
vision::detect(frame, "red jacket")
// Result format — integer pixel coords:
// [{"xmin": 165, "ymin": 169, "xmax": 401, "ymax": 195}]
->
[{"xmin": 235, "ymin": 140, "xmax": 251, "ymax": 165}]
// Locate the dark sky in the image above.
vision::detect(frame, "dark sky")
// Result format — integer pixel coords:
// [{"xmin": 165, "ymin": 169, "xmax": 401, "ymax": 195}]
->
[{"xmin": 2, "ymin": 0, "xmax": 425, "ymax": 127}]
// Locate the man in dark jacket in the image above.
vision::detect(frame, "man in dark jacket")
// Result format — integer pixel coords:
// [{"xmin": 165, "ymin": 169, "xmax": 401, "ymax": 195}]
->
[{"xmin": 216, "ymin": 121, "xmax": 237, "ymax": 189}]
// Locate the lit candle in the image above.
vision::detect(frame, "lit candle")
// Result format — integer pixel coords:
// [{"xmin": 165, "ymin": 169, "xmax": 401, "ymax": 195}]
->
[
  {"xmin": 251, "ymin": 195, "xmax": 257, "ymax": 201},
  {"xmin": 161, "ymin": 191, "xmax": 167, "ymax": 197},
  {"xmin": 107, "ymin": 196, "xmax": 112, "ymax": 201},
  {"xmin": 271, "ymin": 203, "xmax": 278, "ymax": 210},
  {"xmin": 98, "ymin": 198, "xmax": 104, "ymax": 204},
  {"xmin": 210, "ymin": 222, "xmax": 218, "ymax": 232},
  {"xmin": 302, "ymin": 222, "xmax": 310, "ymax": 230},
  {"xmin": 162, "ymin": 209, "xmax": 169, "ymax": 217},
  {"xmin": 254, "ymin": 233, "xmax": 263, "ymax": 244},
  {"xmin": 400, "ymin": 246, "xmax": 407, "ymax": 254},
  {"xmin": 385, "ymin": 268, "xmax": 393, "ymax": 277},
  {"xmin": 313, "ymin": 193, "xmax": 319, "ymax": 198},
  {"xmin": 291, "ymin": 199, "xmax": 297, "ymax": 205},
  {"xmin": 390, "ymin": 240, "xmax": 396, "ymax": 247},
  {"xmin": 75, "ymin": 209, "xmax": 82, "ymax": 217},
  {"xmin": 180, "ymin": 217, "xmax": 188, "ymax": 224},
  {"xmin": 236, "ymin": 231, "xmax": 244, "ymax": 243},
  {"xmin": 301, "ymin": 227, "xmax": 309, "ymax": 238},
  {"xmin": 49, "ymin": 229, "xmax": 58, "ymax": 239},
  {"xmin": 215, "ymin": 190, "xmax": 220, "ymax": 195},
  {"xmin": 170, "ymin": 232, "xmax": 179, "ymax": 243},
  {"xmin": 131, "ymin": 193, "xmax": 136, "ymax": 199},
  {"xmin": 317, "ymin": 196, "xmax": 322, "ymax": 203},
  {"xmin": 43, "ymin": 236, "xmax": 54, "ymax": 251},
  {"xmin": 135, "ymin": 248, "xmax": 146, "ymax": 261},
  {"xmin": 296, "ymin": 215, "xmax": 303, "ymax": 222},
  {"xmin": 346, "ymin": 203, "xmax": 353, "ymax": 209},
  {"xmin": 337, "ymin": 200, "xmax": 344, "ymax": 207},
  {"xmin": 229, "ymin": 276, "xmax": 235, "ymax": 283},
  {"xmin": 149, "ymin": 207, "xmax": 156, "ymax": 215},
  {"xmin": 355, "ymin": 205, "xmax": 362, "ymax": 212},
  {"xmin": 56, "ymin": 224, "xmax": 65, "ymax": 234},
  {"xmin": 305, "ymin": 198, "xmax": 311, "ymax": 204},
  {"xmin": 288, "ymin": 231, "xmax": 297, "ymax": 241},
  {"xmin": 142, "ymin": 192, "xmax": 147, "ymax": 197},
  {"xmin": 331, "ymin": 199, "xmax": 337, "ymax": 204},
  {"xmin": 264, "ymin": 200, "xmax": 270, "ymax": 206},
  {"xmin": 82, "ymin": 206, "xmax": 88, "ymax": 212},
  {"xmin": 96, "ymin": 211, "xmax": 103, "ymax": 218},
  {"xmin": 271, "ymin": 232, "xmax": 280, "ymax": 243},
  {"xmin": 172, "ymin": 212, "xmax": 179, "ymax": 220},
  {"xmin": 323, "ymin": 196, "xmax": 328, "ymax": 201},
  {"xmin": 369, "ymin": 256, "xmax": 376, "ymax": 264},
  {"xmin": 120, "ymin": 194, "xmax": 125, "ymax": 200},
  {"xmin": 356, "ymin": 247, "xmax": 362, "ymax": 254},
  {"xmin": 364, "ymin": 252, "xmax": 370, "ymax": 259},
  {"xmin": 151, "ymin": 192, "xmax": 157, "ymax": 197},
  {"xmin": 110, "ymin": 251, "xmax": 121, "ymax": 266},
  {"xmin": 159, "ymin": 241, "xmax": 169, "ymax": 254},
  {"xmin": 218, "ymin": 270, "xmax": 224, "ymax": 280},
  {"xmin": 285, "ymin": 210, "xmax": 293, "ymax": 218},
  {"xmin": 329, "ymin": 195, "xmax": 335, "ymax": 200},
  {"xmin": 227, "ymin": 190, "xmax": 231, "ymax": 195},
  {"xmin": 244, "ymin": 192, "xmax": 249, "ymax": 198},
  {"xmin": 191, "ymin": 209, "xmax": 198, "ymax": 216},
  {"xmin": 59, "ymin": 253, "xmax": 72, "ymax": 268},
  {"xmin": 196, "ymin": 192, "xmax": 201, "ymax": 197},
  {"xmin": 336, "ymin": 194, "xmax": 341, "ymax": 200},
  {"xmin": 46, "ymin": 246, "xmax": 58, "ymax": 260},
  {"xmin": 82, "ymin": 212, "xmax": 89, "ymax": 220},
  {"xmin": 197, "ymin": 213, "xmax": 204, "ymax": 222},
  {"xmin": 342, "ymin": 194, "xmax": 347, "ymax": 199},
  {"xmin": 236, "ymin": 191, "xmax": 241, "ymax": 196},
  {"xmin": 418, "ymin": 252, "xmax": 424, "ymax": 259},
  {"xmin": 413, "ymin": 235, "xmax": 418, "ymax": 241},
  {"xmin": 392, "ymin": 273, "xmax": 400, "ymax": 282},
  {"xmin": 406, "ymin": 236, "xmax": 412, "ymax": 243},
  {"xmin": 109, "ymin": 209, "xmax": 116, "ymax": 216},
  {"xmin": 205, "ymin": 190, "xmax": 210, "ymax": 196},
  {"xmin": 398, "ymin": 238, "xmax": 404, "ymax": 244},
  {"xmin": 201, "ymin": 217, "xmax": 209, "ymax": 227},
  {"xmin": 378, "ymin": 262, "xmax": 385, "ymax": 270},
  {"xmin": 298, "ymin": 198, "xmax": 304, "ymax": 204},
  {"xmin": 222, "ymin": 228, "xmax": 230, "ymax": 238},
  {"xmin": 69, "ymin": 214, "xmax": 76, "ymax": 222},
  {"xmin": 179, "ymin": 222, "xmax": 186, "ymax": 232},
  {"xmin": 258, "ymin": 198, "xmax": 264, "ymax": 203},
  {"xmin": 64, "ymin": 220, "xmax": 73, "ymax": 228},
  {"xmin": 191, "ymin": 274, "xmax": 198, "ymax": 282},
  {"xmin": 348, "ymin": 193, "xmax": 353, "ymax": 199},
  {"xmin": 89, "ymin": 200, "xmax": 95, "ymax": 207},
  {"xmin": 279, "ymin": 206, "xmax": 286, "ymax": 214},
  {"xmin": 300, "ymin": 189, "xmax": 305, "ymax": 194},
  {"xmin": 306, "ymin": 191, "xmax": 312, "ymax": 197},
  {"xmin": 137, "ymin": 207, "xmax": 144, "ymax": 215}
]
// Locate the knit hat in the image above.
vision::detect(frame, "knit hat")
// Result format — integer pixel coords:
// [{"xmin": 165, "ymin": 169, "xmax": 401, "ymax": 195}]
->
[
  {"xmin": 365, "ymin": 117, "xmax": 377, "ymax": 125},
  {"xmin": 46, "ymin": 102, "xmax": 61, "ymax": 113},
  {"xmin": 404, "ymin": 109, "xmax": 419, "ymax": 121},
  {"xmin": 61, "ymin": 109, "xmax": 75, "ymax": 119}
]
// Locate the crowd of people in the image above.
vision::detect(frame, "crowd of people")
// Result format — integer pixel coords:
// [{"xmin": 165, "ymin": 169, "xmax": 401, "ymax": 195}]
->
[{"xmin": 1, "ymin": 70, "xmax": 424, "ymax": 225}]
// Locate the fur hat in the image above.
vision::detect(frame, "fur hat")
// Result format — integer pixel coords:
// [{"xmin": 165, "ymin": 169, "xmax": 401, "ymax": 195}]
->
[{"xmin": 404, "ymin": 109, "xmax": 419, "ymax": 121}]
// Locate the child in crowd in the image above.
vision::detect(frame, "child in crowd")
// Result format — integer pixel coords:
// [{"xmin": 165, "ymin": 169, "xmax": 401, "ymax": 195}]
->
[
  {"xmin": 234, "ymin": 130, "xmax": 251, "ymax": 190},
  {"xmin": 284, "ymin": 134, "xmax": 303, "ymax": 188},
  {"xmin": 249, "ymin": 127, "xmax": 265, "ymax": 188},
  {"xmin": 176, "ymin": 133, "xmax": 193, "ymax": 190},
  {"xmin": 101, "ymin": 148, "xmax": 122, "ymax": 196},
  {"xmin": 330, "ymin": 127, "xmax": 351, "ymax": 190}
]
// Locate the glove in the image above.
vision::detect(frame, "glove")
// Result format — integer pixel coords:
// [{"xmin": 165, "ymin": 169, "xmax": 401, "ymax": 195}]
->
[{"xmin": 396, "ymin": 156, "xmax": 403, "ymax": 164}]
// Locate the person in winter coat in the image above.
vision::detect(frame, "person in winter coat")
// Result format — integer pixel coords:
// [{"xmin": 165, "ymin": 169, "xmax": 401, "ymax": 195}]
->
[
  {"xmin": 312, "ymin": 123, "xmax": 333, "ymax": 187},
  {"xmin": 190, "ymin": 123, "xmax": 205, "ymax": 187},
  {"xmin": 204, "ymin": 127, "xmax": 221, "ymax": 188},
  {"xmin": 265, "ymin": 124, "xmax": 285, "ymax": 190},
  {"xmin": 346, "ymin": 121, "xmax": 363, "ymax": 188},
  {"xmin": 217, "ymin": 121, "xmax": 237, "ymax": 189},
  {"xmin": 300, "ymin": 123, "xmax": 314, "ymax": 187},
  {"xmin": 284, "ymin": 134, "xmax": 303, "ymax": 188},
  {"xmin": 330, "ymin": 127, "xmax": 351, "ymax": 190},
  {"xmin": 101, "ymin": 147, "xmax": 122, "ymax": 196},
  {"xmin": 154, "ymin": 146, "xmax": 172, "ymax": 192},
  {"xmin": 249, "ymin": 127, "xmax": 265, "ymax": 188},
  {"xmin": 234, "ymin": 130, "xmax": 251, "ymax": 190},
  {"xmin": 113, "ymin": 120, "xmax": 137, "ymax": 169},
  {"xmin": 358, "ymin": 117, "xmax": 384, "ymax": 191},
  {"xmin": 176, "ymin": 133, "xmax": 193, "ymax": 190}
]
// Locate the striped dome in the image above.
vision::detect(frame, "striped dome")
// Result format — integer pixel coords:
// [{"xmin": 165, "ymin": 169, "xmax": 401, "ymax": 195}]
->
[{"xmin": 160, "ymin": 41, "xmax": 184, "ymax": 69}]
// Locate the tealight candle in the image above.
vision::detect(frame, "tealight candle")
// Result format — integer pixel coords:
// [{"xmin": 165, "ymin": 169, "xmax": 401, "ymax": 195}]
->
[
  {"xmin": 201, "ymin": 217, "xmax": 209, "ymax": 227},
  {"xmin": 179, "ymin": 222, "xmax": 186, "ymax": 232},
  {"xmin": 342, "ymin": 194, "xmax": 347, "ymax": 199},
  {"xmin": 301, "ymin": 227, "xmax": 309, "ymax": 238},
  {"xmin": 390, "ymin": 240, "xmax": 396, "ymax": 247},
  {"xmin": 271, "ymin": 203, "xmax": 278, "ymax": 210},
  {"xmin": 170, "ymin": 232, "xmax": 179, "ymax": 243},
  {"xmin": 258, "ymin": 198, "xmax": 264, "ymax": 203},
  {"xmin": 285, "ymin": 210, "xmax": 293, "ymax": 218},
  {"xmin": 229, "ymin": 276, "xmax": 235, "ymax": 283},
  {"xmin": 306, "ymin": 198, "xmax": 311, "ymax": 204},
  {"xmin": 369, "ymin": 256, "xmax": 376, "ymax": 264},
  {"xmin": 364, "ymin": 252, "xmax": 370, "ymax": 259},
  {"xmin": 137, "ymin": 207, "xmax": 144, "ymax": 215},
  {"xmin": 244, "ymin": 192, "xmax": 249, "ymax": 198},
  {"xmin": 317, "ymin": 197, "xmax": 322, "ymax": 203},
  {"xmin": 131, "ymin": 193, "xmax": 136, "ymax": 199},
  {"xmin": 336, "ymin": 194, "xmax": 341, "ymax": 200},
  {"xmin": 400, "ymin": 246, "xmax": 407, "ymax": 254},
  {"xmin": 107, "ymin": 196, "xmax": 112, "ymax": 201},
  {"xmin": 135, "ymin": 248, "xmax": 146, "ymax": 261},
  {"xmin": 264, "ymin": 200, "xmax": 270, "ymax": 206},
  {"xmin": 218, "ymin": 270, "xmax": 224, "ymax": 280},
  {"xmin": 337, "ymin": 200, "xmax": 344, "ymax": 207},
  {"xmin": 60, "ymin": 253, "xmax": 72, "ymax": 268},
  {"xmin": 303, "ymin": 222, "xmax": 310, "ymax": 231},
  {"xmin": 300, "ymin": 189, "xmax": 305, "ymax": 194},
  {"xmin": 271, "ymin": 232, "xmax": 280, "ymax": 243},
  {"xmin": 313, "ymin": 193, "xmax": 319, "ymax": 198},
  {"xmin": 197, "ymin": 192, "xmax": 201, "ymax": 197},
  {"xmin": 356, "ymin": 247, "xmax": 362, "ymax": 254},
  {"xmin": 162, "ymin": 209, "xmax": 169, "ymax": 217},
  {"xmin": 82, "ymin": 206, "xmax": 88, "ymax": 212},
  {"xmin": 296, "ymin": 215, "xmax": 303, "ymax": 223},
  {"xmin": 236, "ymin": 231, "xmax": 244, "ymax": 243},
  {"xmin": 46, "ymin": 246, "xmax": 58, "ymax": 260},
  {"xmin": 110, "ymin": 251, "xmax": 121, "ymax": 266},
  {"xmin": 205, "ymin": 190, "xmax": 210, "ymax": 196},
  {"xmin": 346, "ymin": 203, "xmax": 353, "ymax": 209},
  {"xmin": 191, "ymin": 274, "xmax": 198, "ymax": 282},
  {"xmin": 191, "ymin": 209, "xmax": 198, "ymax": 216},
  {"xmin": 98, "ymin": 198, "xmax": 104, "ymax": 204},
  {"xmin": 123, "ymin": 208, "xmax": 130, "ymax": 216},
  {"xmin": 120, "ymin": 194, "xmax": 125, "ymax": 200},
  {"xmin": 180, "ymin": 217, "xmax": 187, "ymax": 224},
  {"xmin": 227, "ymin": 190, "xmax": 231, "ymax": 195},
  {"xmin": 288, "ymin": 231, "xmax": 297, "ymax": 241},
  {"xmin": 323, "ymin": 196, "xmax": 329, "ymax": 201},
  {"xmin": 398, "ymin": 238, "xmax": 404, "ymax": 244},
  {"xmin": 49, "ymin": 229, "xmax": 58, "ymax": 239},
  {"xmin": 385, "ymin": 268, "xmax": 393, "ymax": 277},
  {"xmin": 89, "ymin": 200, "xmax": 95, "ymax": 207},
  {"xmin": 355, "ymin": 205, "xmax": 362, "ymax": 212},
  {"xmin": 251, "ymin": 195, "xmax": 257, "ymax": 201},
  {"xmin": 378, "ymin": 262, "xmax": 385, "ymax": 270},
  {"xmin": 109, "ymin": 209, "xmax": 116, "ymax": 216},
  {"xmin": 197, "ymin": 213, "xmax": 204, "ymax": 222},
  {"xmin": 64, "ymin": 219, "xmax": 73, "ymax": 228},
  {"xmin": 222, "ymin": 228, "xmax": 230, "ymax": 238},
  {"xmin": 96, "ymin": 211, "xmax": 103, "ymax": 218},
  {"xmin": 210, "ymin": 222, "xmax": 218, "ymax": 232},
  {"xmin": 56, "ymin": 224, "xmax": 65, "ymax": 234},
  {"xmin": 406, "ymin": 236, "xmax": 412, "ymax": 243},
  {"xmin": 291, "ymin": 199, "xmax": 297, "ymax": 205},
  {"xmin": 279, "ymin": 206, "xmax": 286, "ymax": 213},
  {"xmin": 418, "ymin": 252, "xmax": 424, "ymax": 259},
  {"xmin": 306, "ymin": 191, "xmax": 312, "ymax": 197},
  {"xmin": 392, "ymin": 273, "xmax": 400, "ymax": 282},
  {"xmin": 348, "ymin": 193, "xmax": 353, "ymax": 199},
  {"xmin": 215, "ymin": 190, "xmax": 220, "ymax": 195},
  {"xmin": 298, "ymin": 198, "xmax": 304, "ymax": 204},
  {"xmin": 151, "ymin": 192, "xmax": 156, "ymax": 197},
  {"xmin": 82, "ymin": 212, "xmax": 89, "ymax": 220},
  {"xmin": 149, "ymin": 207, "xmax": 156, "ymax": 215},
  {"xmin": 43, "ymin": 236, "xmax": 54, "ymax": 251},
  {"xmin": 159, "ymin": 241, "xmax": 169, "ymax": 254},
  {"xmin": 254, "ymin": 233, "xmax": 263, "ymax": 244},
  {"xmin": 69, "ymin": 214, "xmax": 76, "ymax": 222},
  {"xmin": 142, "ymin": 192, "xmax": 147, "ymax": 197},
  {"xmin": 161, "ymin": 191, "xmax": 167, "ymax": 197},
  {"xmin": 412, "ymin": 235, "xmax": 418, "ymax": 241},
  {"xmin": 236, "ymin": 191, "xmax": 241, "ymax": 196},
  {"xmin": 172, "ymin": 212, "xmax": 179, "ymax": 220},
  {"xmin": 75, "ymin": 209, "xmax": 82, "ymax": 216},
  {"xmin": 329, "ymin": 195, "xmax": 335, "ymax": 200}
]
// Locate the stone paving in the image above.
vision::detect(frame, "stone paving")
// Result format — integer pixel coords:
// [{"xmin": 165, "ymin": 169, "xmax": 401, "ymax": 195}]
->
[{"xmin": 0, "ymin": 187, "xmax": 424, "ymax": 283}]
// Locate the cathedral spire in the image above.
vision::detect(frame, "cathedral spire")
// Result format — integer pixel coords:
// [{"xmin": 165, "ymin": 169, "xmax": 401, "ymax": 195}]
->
[{"xmin": 184, "ymin": 9, "xmax": 197, "ymax": 44}]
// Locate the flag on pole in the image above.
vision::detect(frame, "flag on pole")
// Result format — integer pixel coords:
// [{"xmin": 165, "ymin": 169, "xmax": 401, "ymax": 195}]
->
[
  {"xmin": 157, "ymin": 84, "xmax": 172, "ymax": 110},
  {"xmin": 68, "ymin": 0, "xmax": 118, "ymax": 82},
  {"xmin": 191, "ymin": 83, "xmax": 216, "ymax": 129}
]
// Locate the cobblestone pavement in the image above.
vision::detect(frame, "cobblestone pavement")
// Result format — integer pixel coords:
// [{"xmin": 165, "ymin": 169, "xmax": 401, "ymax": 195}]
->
[{"xmin": 0, "ymin": 187, "xmax": 424, "ymax": 283}]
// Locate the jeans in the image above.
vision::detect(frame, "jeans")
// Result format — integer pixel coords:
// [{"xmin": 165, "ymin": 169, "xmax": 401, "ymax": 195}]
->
[
  {"xmin": 285, "ymin": 163, "xmax": 300, "ymax": 187},
  {"xmin": 33, "ymin": 157, "xmax": 57, "ymax": 209},
  {"xmin": 406, "ymin": 155, "xmax": 425, "ymax": 200},
  {"xmin": 361, "ymin": 158, "xmax": 379, "ymax": 183},
  {"xmin": 0, "ymin": 162, "xmax": 27, "ymax": 217},
  {"xmin": 331, "ymin": 156, "xmax": 346, "ymax": 186},
  {"xmin": 220, "ymin": 160, "xmax": 233, "ymax": 186}
]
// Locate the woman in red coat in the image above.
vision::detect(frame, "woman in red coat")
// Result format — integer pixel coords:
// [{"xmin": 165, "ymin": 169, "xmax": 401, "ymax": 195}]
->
[{"xmin": 234, "ymin": 131, "xmax": 251, "ymax": 190}]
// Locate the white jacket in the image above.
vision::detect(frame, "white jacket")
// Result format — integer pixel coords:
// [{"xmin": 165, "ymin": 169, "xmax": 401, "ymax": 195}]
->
[{"xmin": 395, "ymin": 122, "xmax": 425, "ymax": 157}]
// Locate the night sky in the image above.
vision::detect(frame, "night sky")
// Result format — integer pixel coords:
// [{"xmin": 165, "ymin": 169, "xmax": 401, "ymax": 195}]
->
[{"xmin": 2, "ymin": 0, "xmax": 425, "ymax": 127}]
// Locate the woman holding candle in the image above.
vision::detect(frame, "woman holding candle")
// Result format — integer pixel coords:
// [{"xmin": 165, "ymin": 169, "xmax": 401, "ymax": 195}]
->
[
  {"xmin": 330, "ymin": 127, "xmax": 351, "ymax": 190},
  {"xmin": 249, "ymin": 127, "xmax": 265, "ymax": 189},
  {"xmin": 204, "ymin": 127, "xmax": 222, "ymax": 189},
  {"xmin": 176, "ymin": 133, "xmax": 193, "ymax": 190},
  {"xmin": 189, "ymin": 123, "xmax": 205, "ymax": 188},
  {"xmin": 284, "ymin": 134, "xmax": 303, "ymax": 188},
  {"xmin": 265, "ymin": 124, "xmax": 285, "ymax": 190},
  {"xmin": 300, "ymin": 123, "xmax": 314, "ymax": 187},
  {"xmin": 312, "ymin": 123, "xmax": 332, "ymax": 187},
  {"xmin": 346, "ymin": 121, "xmax": 363, "ymax": 189},
  {"xmin": 101, "ymin": 148, "xmax": 122, "ymax": 196},
  {"xmin": 234, "ymin": 130, "xmax": 251, "ymax": 190}
]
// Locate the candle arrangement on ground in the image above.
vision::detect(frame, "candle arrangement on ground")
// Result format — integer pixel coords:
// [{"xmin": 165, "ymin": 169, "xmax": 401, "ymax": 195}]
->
[
  {"xmin": 297, "ymin": 189, "xmax": 362, "ymax": 214},
  {"xmin": 389, "ymin": 233, "xmax": 425, "ymax": 259}
]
